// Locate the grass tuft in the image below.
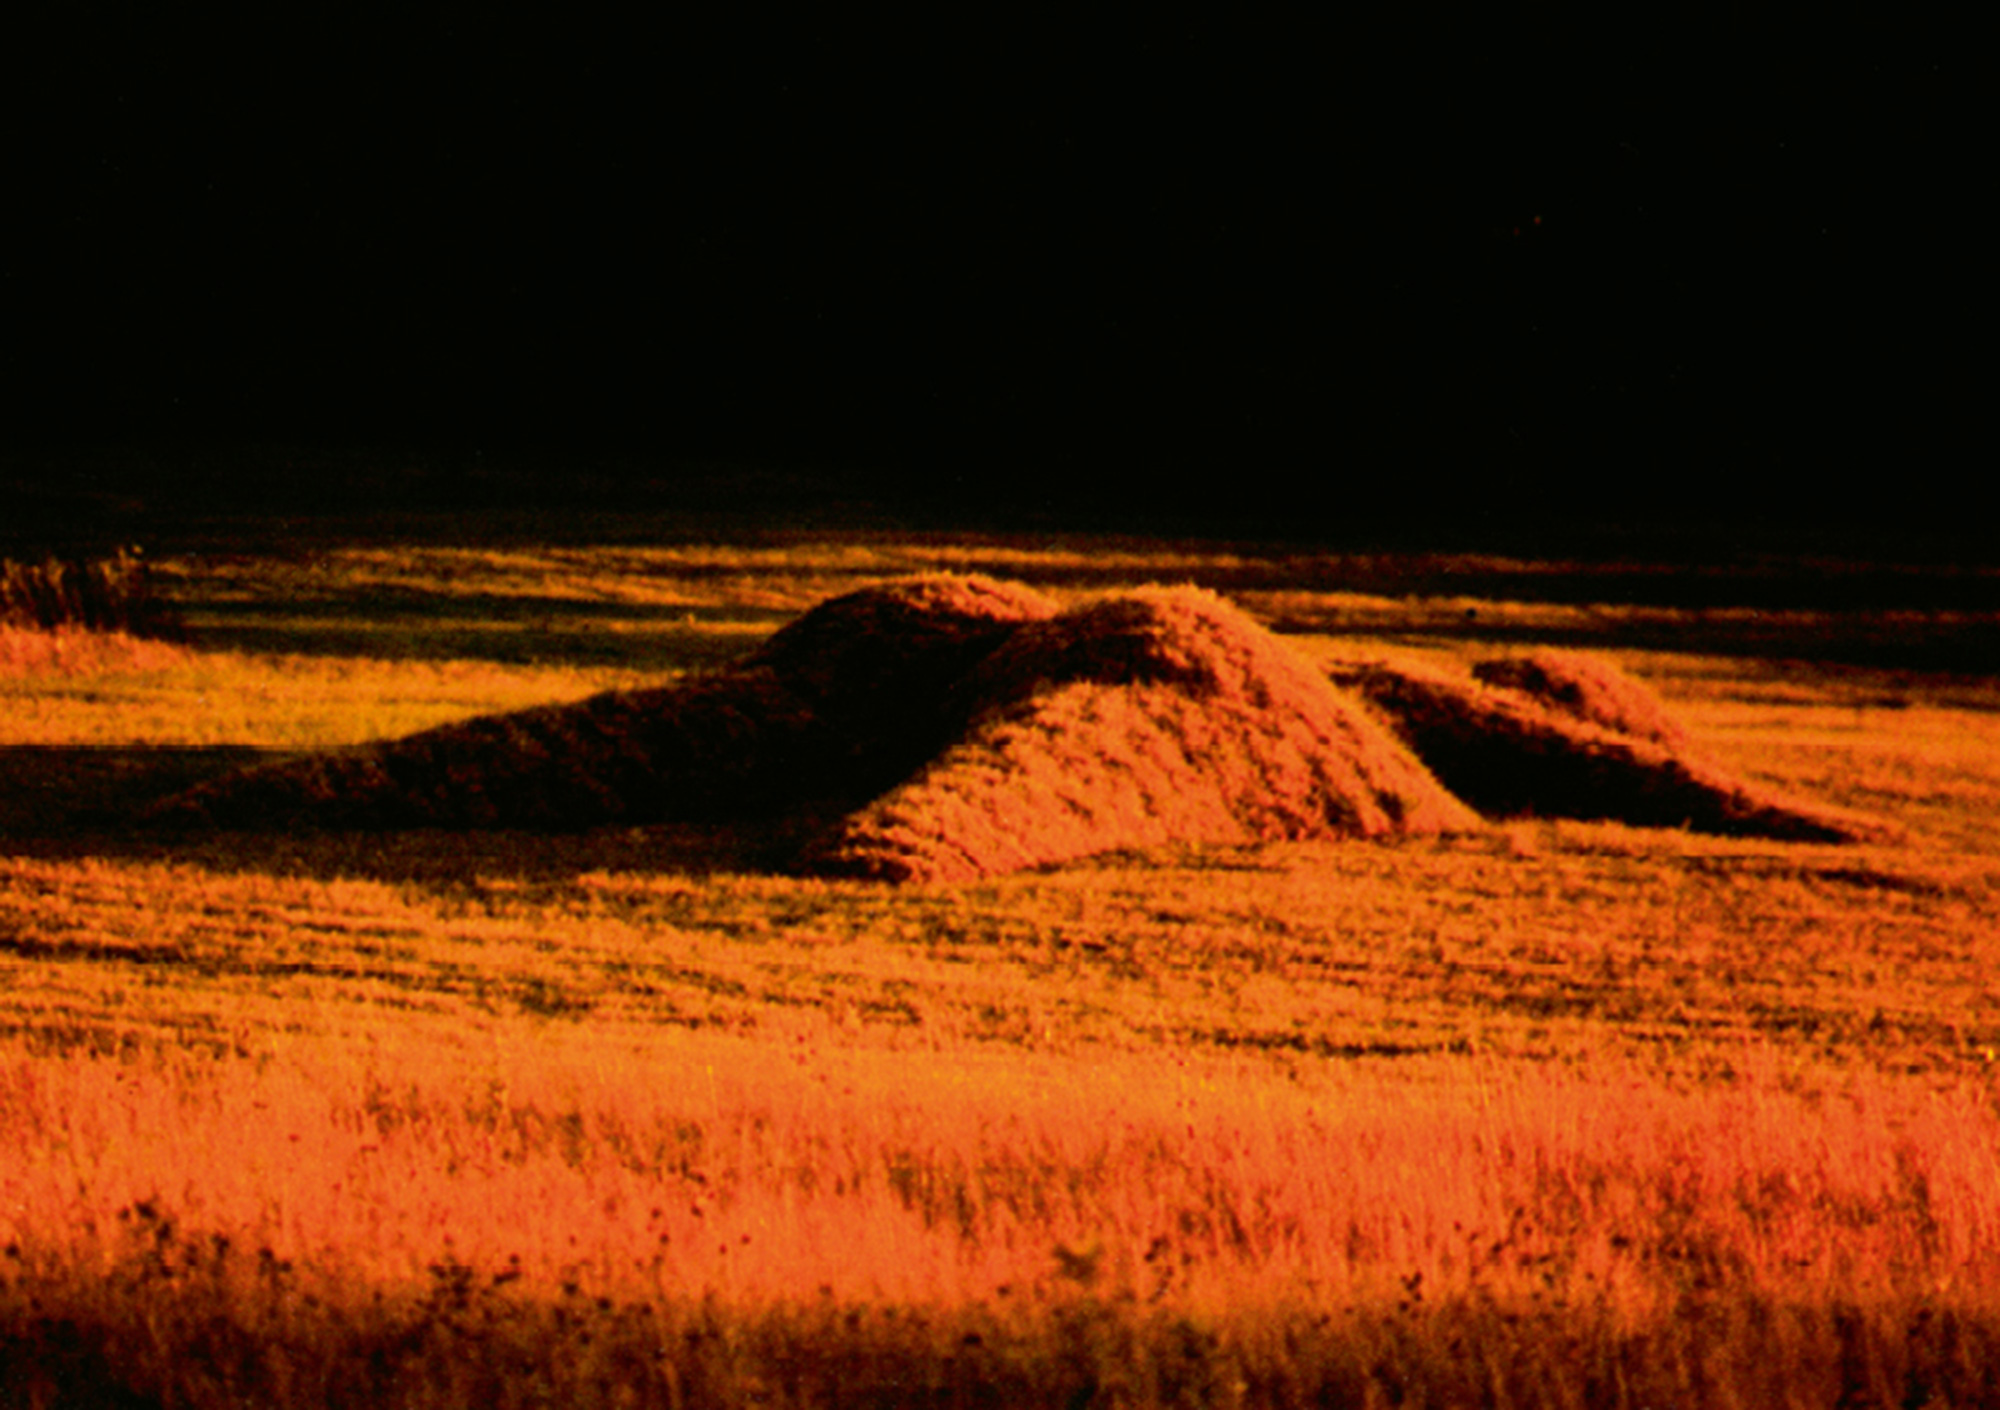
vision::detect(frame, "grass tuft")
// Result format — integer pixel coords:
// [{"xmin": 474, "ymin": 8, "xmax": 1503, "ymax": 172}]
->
[{"xmin": 0, "ymin": 549, "xmax": 182, "ymax": 640}]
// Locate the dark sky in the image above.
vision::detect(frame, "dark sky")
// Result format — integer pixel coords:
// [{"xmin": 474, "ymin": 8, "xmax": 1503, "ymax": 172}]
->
[{"xmin": 2, "ymin": 13, "xmax": 1976, "ymax": 526}]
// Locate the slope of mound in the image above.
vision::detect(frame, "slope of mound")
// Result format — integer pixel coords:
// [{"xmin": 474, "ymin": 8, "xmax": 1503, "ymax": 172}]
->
[
  {"xmin": 1331, "ymin": 653, "xmax": 1880, "ymax": 843},
  {"xmin": 145, "ymin": 574, "xmax": 1056, "ymax": 832},
  {"xmin": 800, "ymin": 588, "xmax": 1481, "ymax": 882}
]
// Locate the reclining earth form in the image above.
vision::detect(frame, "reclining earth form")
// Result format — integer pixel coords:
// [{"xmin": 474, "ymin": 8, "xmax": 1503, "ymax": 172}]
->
[
  {"xmin": 1324, "ymin": 650, "xmax": 1871, "ymax": 845},
  {"xmin": 145, "ymin": 574, "xmax": 1880, "ymax": 880}
]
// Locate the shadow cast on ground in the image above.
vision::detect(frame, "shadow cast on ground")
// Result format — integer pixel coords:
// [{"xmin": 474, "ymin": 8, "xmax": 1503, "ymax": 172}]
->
[{"xmin": 0, "ymin": 746, "xmax": 812, "ymax": 888}]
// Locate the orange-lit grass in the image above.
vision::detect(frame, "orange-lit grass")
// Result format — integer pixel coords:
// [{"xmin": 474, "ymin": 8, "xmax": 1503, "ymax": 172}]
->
[
  {"xmin": 5, "ymin": 1020, "xmax": 1999, "ymax": 1406},
  {"xmin": 2, "ymin": 793, "xmax": 1999, "ymax": 1402},
  {"xmin": 0, "ymin": 644, "xmax": 673, "ymax": 749},
  {"xmin": 5, "ymin": 816, "xmax": 1995, "ymax": 1082},
  {"xmin": 5, "ymin": 550, "xmax": 2000, "ymax": 1402},
  {"xmin": 0, "ymin": 625, "xmax": 191, "ymax": 679}
]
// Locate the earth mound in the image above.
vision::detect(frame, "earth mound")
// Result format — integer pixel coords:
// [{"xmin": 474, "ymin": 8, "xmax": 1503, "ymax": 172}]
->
[
  {"xmin": 1469, "ymin": 649, "xmax": 1690, "ymax": 749},
  {"xmin": 1329, "ymin": 652, "xmax": 1882, "ymax": 844},
  {"xmin": 146, "ymin": 574, "xmax": 1884, "ymax": 876},
  {"xmin": 799, "ymin": 588, "xmax": 1481, "ymax": 882}
]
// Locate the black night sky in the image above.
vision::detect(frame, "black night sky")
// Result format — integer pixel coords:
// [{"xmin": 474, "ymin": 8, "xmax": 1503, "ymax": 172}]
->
[{"xmin": 2, "ymin": 13, "xmax": 1978, "ymax": 535}]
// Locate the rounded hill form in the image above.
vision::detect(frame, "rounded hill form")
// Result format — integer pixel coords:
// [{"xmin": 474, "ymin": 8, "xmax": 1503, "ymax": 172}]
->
[
  {"xmin": 801, "ymin": 587, "xmax": 1481, "ymax": 881},
  {"xmin": 1469, "ymin": 649, "xmax": 1690, "ymax": 749},
  {"xmin": 1329, "ymin": 652, "xmax": 1884, "ymax": 844},
  {"xmin": 144, "ymin": 573, "xmax": 1885, "ymax": 877}
]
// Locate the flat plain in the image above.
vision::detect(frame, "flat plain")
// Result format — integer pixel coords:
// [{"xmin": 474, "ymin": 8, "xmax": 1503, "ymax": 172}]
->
[{"xmin": 2, "ymin": 529, "xmax": 1998, "ymax": 1407}]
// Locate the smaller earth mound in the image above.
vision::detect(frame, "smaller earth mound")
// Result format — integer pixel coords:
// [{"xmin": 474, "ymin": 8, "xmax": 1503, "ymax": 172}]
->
[
  {"xmin": 1330, "ymin": 652, "xmax": 1882, "ymax": 843},
  {"xmin": 1470, "ymin": 649, "xmax": 1690, "ymax": 749},
  {"xmin": 799, "ymin": 587, "xmax": 1481, "ymax": 882}
]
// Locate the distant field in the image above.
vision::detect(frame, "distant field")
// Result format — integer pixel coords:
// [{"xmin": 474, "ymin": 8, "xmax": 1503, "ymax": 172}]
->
[{"xmin": 2, "ymin": 534, "xmax": 1997, "ymax": 1407}]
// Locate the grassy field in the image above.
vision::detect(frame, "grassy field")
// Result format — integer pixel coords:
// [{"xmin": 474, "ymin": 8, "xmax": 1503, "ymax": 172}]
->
[{"xmin": 2, "ymin": 533, "xmax": 1998, "ymax": 1406}]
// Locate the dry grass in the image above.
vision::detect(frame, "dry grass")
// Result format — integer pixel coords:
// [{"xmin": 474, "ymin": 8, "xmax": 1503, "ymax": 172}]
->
[
  {"xmin": 0, "ymin": 645, "xmax": 668, "ymax": 752},
  {"xmin": 4, "ymin": 1020, "xmax": 1998, "ymax": 1407},
  {"xmin": 0, "ymin": 625, "xmax": 192, "ymax": 679},
  {"xmin": 0, "ymin": 536, "xmax": 1996, "ymax": 1405}
]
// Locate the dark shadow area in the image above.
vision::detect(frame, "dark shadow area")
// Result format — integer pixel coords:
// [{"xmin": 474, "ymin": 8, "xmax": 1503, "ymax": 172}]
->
[
  {"xmin": 0, "ymin": 745, "xmax": 846, "ymax": 888},
  {"xmin": 7, "ymin": 447, "xmax": 2000, "ymax": 575},
  {"xmin": 1268, "ymin": 610, "xmax": 2000, "ymax": 680},
  {"xmin": 0, "ymin": 816, "xmax": 832, "ymax": 892},
  {"xmin": 0, "ymin": 745, "xmax": 813, "ymax": 890},
  {"xmin": 0, "ymin": 746, "xmax": 282, "ymax": 836},
  {"xmin": 180, "ymin": 613, "xmax": 775, "ymax": 671}
]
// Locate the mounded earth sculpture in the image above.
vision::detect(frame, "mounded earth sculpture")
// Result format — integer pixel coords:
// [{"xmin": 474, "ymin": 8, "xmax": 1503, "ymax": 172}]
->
[
  {"xmin": 146, "ymin": 574, "xmax": 1880, "ymax": 879},
  {"xmin": 1324, "ymin": 650, "xmax": 1873, "ymax": 844}
]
